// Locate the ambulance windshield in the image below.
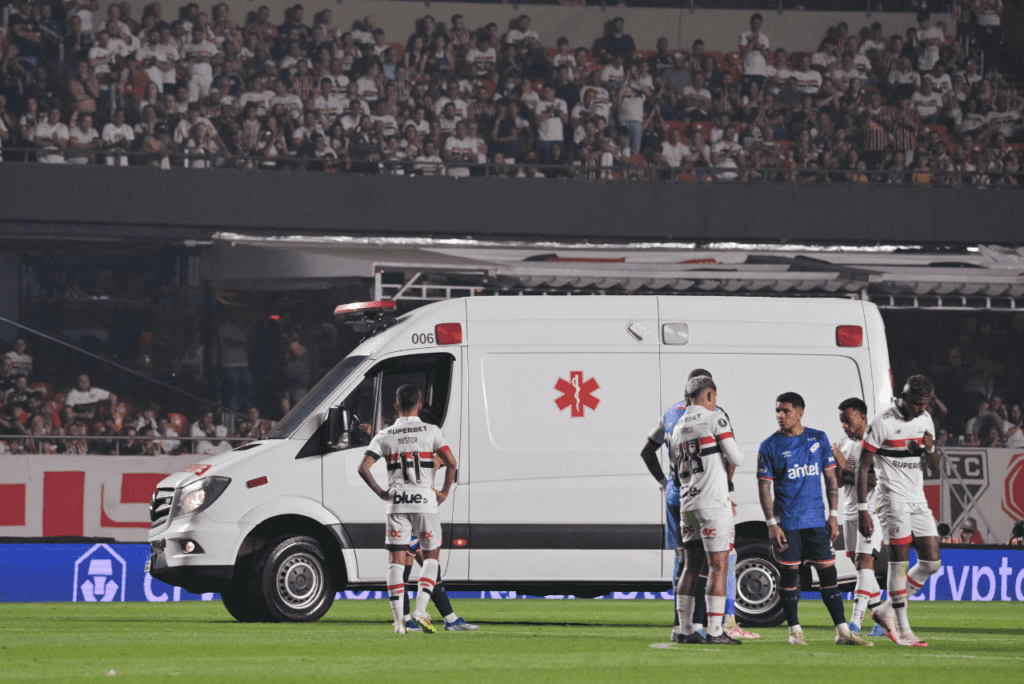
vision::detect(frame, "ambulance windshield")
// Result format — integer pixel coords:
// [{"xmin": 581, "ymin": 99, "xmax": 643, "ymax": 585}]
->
[{"xmin": 266, "ymin": 355, "xmax": 368, "ymax": 439}]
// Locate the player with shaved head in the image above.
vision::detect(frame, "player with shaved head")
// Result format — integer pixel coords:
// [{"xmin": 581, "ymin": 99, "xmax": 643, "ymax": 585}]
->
[
  {"xmin": 858, "ymin": 375, "xmax": 943, "ymax": 647},
  {"xmin": 641, "ymin": 369, "xmax": 759, "ymax": 643},
  {"xmin": 671, "ymin": 375, "xmax": 745, "ymax": 644}
]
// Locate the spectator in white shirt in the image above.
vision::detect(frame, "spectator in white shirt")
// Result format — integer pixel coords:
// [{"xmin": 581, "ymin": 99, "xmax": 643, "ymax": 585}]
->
[
  {"xmin": 33, "ymin": 107, "xmax": 69, "ymax": 163},
  {"xmin": 67, "ymin": 113, "xmax": 102, "ymax": 164},
  {"xmin": 4, "ymin": 338, "xmax": 32, "ymax": 377},
  {"xmin": 65, "ymin": 374, "xmax": 118, "ymax": 421},
  {"xmin": 191, "ymin": 411, "xmax": 230, "ymax": 455},
  {"xmin": 739, "ymin": 13, "xmax": 769, "ymax": 89},
  {"xmin": 102, "ymin": 108, "xmax": 135, "ymax": 165}
]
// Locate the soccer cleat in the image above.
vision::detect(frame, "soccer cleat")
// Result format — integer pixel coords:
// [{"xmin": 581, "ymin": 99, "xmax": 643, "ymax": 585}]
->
[
  {"xmin": 696, "ymin": 628, "xmax": 708, "ymax": 639},
  {"xmin": 788, "ymin": 631, "xmax": 807, "ymax": 645},
  {"xmin": 410, "ymin": 610, "xmax": 436, "ymax": 634},
  {"xmin": 393, "ymin": 622, "xmax": 407, "ymax": 634},
  {"xmin": 867, "ymin": 624, "xmax": 887, "ymax": 638},
  {"xmin": 405, "ymin": 620, "xmax": 421, "ymax": 632},
  {"xmin": 848, "ymin": 622, "xmax": 861, "ymax": 635},
  {"xmin": 897, "ymin": 633, "xmax": 929, "ymax": 648},
  {"xmin": 870, "ymin": 605, "xmax": 899, "ymax": 644},
  {"xmin": 444, "ymin": 617, "xmax": 479, "ymax": 631},
  {"xmin": 727, "ymin": 625, "xmax": 762, "ymax": 640},
  {"xmin": 836, "ymin": 632, "xmax": 873, "ymax": 646},
  {"xmin": 675, "ymin": 632, "xmax": 707, "ymax": 644},
  {"xmin": 705, "ymin": 632, "xmax": 742, "ymax": 645}
]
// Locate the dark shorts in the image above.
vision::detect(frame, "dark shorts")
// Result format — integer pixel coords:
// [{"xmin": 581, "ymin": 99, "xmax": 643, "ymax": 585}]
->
[{"xmin": 772, "ymin": 526, "xmax": 835, "ymax": 567}]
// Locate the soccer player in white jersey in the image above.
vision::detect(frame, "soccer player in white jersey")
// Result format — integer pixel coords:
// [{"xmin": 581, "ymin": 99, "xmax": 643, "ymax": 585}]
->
[
  {"xmin": 831, "ymin": 397, "xmax": 895, "ymax": 639},
  {"xmin": 641, "ymin": 369, "xmax": 759, "ymax": 642},
  {"xmin": 858, "ymin": 375, "xmax": 942, "ymax": 647},
  {"xmin": 671, "ymin": 375, "xmax": 745, "ymax": 645},
  {"xmin": 357, "ymin": 384, "xmax": 457, "ymax": 634}
]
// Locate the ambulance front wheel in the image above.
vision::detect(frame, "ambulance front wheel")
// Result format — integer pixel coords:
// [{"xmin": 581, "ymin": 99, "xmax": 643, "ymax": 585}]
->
[
  {"xmin": 733, "ymin": 539, "xmax": 786, "ymax": 628},
  {"xmin": 254, "ymin": 535, "xmax": 335, "ymax": 623}
]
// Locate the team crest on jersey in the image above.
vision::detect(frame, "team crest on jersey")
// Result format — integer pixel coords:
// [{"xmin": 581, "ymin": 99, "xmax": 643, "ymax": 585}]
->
[{"xmin": 554, "ymin": 371, "xmax": 600, "ymax": 418}]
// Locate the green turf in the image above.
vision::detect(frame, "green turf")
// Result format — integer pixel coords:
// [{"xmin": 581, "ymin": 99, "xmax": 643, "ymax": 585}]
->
[{"xmin": 0, "ymin": 600, "xmax": 1021, "ymax": 682}]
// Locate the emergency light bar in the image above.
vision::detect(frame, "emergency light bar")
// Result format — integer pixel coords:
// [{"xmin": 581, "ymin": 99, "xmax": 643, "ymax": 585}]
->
[
  {"xmin": 334, "ymin": 300, "xmax": 397, "ymax": 319},
  {"xmin": 334, "ymin": 300, "xmax": 398, "ymax": 337}
]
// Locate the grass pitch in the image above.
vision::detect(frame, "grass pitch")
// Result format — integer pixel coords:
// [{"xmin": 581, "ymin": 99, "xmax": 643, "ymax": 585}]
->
[{"xmin": 0, "ymin": 600, "xmax": 1020, "ymax": 682}]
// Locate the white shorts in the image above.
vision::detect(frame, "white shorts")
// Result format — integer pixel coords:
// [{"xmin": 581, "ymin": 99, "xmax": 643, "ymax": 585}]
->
[
  {"xmin": 385, "ymin": 512, "xmax": 442, "ymax": 552},
  {"xmin": 844, "ymin": 516, "xmax": 882, "ymax": 559},
  {"xmin": 881, "ymin": 499, "xmax": 938, "ymax": 546},
  {"xmin": 681, "ymin": 507, "xmax": 731, "ymax": 554}
]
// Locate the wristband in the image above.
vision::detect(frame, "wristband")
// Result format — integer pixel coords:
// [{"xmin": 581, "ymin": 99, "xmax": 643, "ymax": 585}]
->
[
  {"xmin": 857, "ymin": 503, "xmax": 868, "ymax": 512},
  {"xmin": 766, "ymin": 517, "xmax": 778, "ymax": 527},
  {"xmin": 829, "ymin": 510, "xmax": 838, "ymax": 519},
  {"xmin": 926, "ymin": 446, "xmax": 936, "ymax": 454}
]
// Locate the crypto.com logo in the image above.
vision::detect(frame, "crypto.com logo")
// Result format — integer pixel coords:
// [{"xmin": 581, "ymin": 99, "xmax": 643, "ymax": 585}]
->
[
  {"xmin": 1002, "ymin": 453, "xmax": 1024, "ymax": 520},
  {"xmin": 73, "ymin": 544, "xmax": 127, "ymax": 602}
]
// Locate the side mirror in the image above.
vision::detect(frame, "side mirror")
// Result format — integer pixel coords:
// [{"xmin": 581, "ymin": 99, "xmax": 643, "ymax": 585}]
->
[{"xmin": 328, "ymin": 406, "xmax": 351, "ymax": 448}]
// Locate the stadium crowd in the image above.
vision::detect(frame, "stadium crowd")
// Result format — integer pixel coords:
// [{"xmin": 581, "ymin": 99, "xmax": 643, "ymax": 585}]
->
[{"xmin": 0, "ymin": 2, "xmax": 1020, "ymax": 183}]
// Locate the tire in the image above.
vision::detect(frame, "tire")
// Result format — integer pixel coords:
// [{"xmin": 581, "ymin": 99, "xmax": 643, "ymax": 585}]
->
[
  {"xmin": 221, "ymin": 556, "xmax": 272, "ymax": 623},
  {"xmin": 733, "ymin": 538, "xmax": 786, "ymax": 628},
  {"xmin": 253, "ymin": 535, "xmax": 335, "ymax": 623}
]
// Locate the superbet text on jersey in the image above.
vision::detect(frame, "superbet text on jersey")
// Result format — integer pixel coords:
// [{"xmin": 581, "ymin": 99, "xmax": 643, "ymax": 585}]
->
[
  {"xmin": 670, "ymin": 405, "xmax": 738, "ymax": 512},
  {"xmin": 861, "ymin": 405, "xmax": 935, "ymax": 506},
  {"xmin": 366, "ymin": 416, "xmax": 448, "ymax": 514}
]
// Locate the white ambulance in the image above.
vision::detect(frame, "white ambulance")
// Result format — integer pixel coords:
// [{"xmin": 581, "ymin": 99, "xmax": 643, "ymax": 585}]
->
[{"xmin": 147, "ymin": 296, "xmax": 893, "ymax": 624}]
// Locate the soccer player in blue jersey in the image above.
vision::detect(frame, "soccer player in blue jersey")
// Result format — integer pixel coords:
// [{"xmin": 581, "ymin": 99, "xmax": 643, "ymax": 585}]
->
[
  {"xmin": 641, "ymin": 368, "xmax": 759, "ymax": 641},
  {"xmin": 756, "ymin": 392, "xmax": 870, "ymax": 646}
]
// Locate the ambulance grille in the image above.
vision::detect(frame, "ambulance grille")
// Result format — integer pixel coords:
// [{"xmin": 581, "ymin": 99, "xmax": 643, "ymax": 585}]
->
[{"xmin": 150, "ymin": 488, "xmax": 174, "ymax": 528}]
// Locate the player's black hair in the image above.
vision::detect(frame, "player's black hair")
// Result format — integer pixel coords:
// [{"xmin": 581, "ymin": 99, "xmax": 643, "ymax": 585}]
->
[
  {"xmin": 902, "ymin": 375, "xmax": 934, "ymax": 401},
  {"xmin": 688, "ymin": 368, "xmax": 713, "ymax": 380},
  {"xmin": 396, "ymin": 384, "xmax": 423, "ymax": 412},
  {"xmin": 776, "ymin": 392, "xmax": 805, "ymax": 410},
  {"xmin": 838, "ymin": 397, "xmax": 868, "ymax": 415}
]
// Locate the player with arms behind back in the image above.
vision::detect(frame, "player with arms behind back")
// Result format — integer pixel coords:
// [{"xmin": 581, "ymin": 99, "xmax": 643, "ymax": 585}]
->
[
  {"xmin": 831, "ymin": 397, "xmax": 896, "ymax": 639},
  {"xmin": 757, "ymin": 392, "xmax": 870, "ymax": 646},
  {"xmin": 670, "ymin": 375, "xmax": 745, "ymax": 645},
  {"xmin": 858, "ymin": 375, "xmax": 943, "ymax": 647},
  {"xmin": 357, "ymin": 384, "xmax": 457, "ymax": 634}
]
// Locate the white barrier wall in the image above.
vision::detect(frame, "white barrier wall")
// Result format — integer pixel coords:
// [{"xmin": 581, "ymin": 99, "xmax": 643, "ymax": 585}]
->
[{"xmin": 0, "ymin": 455, "xmax": 189, "ymax": 542}]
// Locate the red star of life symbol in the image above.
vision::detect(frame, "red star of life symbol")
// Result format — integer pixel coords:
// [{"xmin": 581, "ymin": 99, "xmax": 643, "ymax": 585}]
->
[{"xmin": 554, "ymin": 371, "xmax": 600, "ymax": 418}]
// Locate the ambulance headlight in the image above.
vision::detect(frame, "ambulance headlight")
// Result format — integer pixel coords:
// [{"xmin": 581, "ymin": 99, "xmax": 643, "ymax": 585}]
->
[{"xmin": 171, "ymin": 477, "xmax": 231, "ymax": 521}]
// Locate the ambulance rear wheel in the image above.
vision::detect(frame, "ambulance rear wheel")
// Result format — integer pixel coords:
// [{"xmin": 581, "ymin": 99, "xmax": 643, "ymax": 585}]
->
[
  {"xmin": 734, "ymin": 539, "xmax": 785, "ymax": 627},
  {"xmin": 255, "ymin": 535, "xmax": 335, "ymax": 623}
]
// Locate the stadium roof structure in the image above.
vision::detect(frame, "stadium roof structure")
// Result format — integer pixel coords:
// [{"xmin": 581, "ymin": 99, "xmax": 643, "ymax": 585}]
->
[{"xmin": 207, "ymin": 235, "xmax": 1024, "ymax": 311}]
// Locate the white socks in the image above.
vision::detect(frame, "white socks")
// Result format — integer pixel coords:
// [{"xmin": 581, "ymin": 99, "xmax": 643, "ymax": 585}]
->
[
  {"xmin": 675, "ymin": 594, "xmax": 695, "ymax": 636},
  {"xmin": 387, "ymin": 563, "xmax": 405, "ymax": 624},
  {"xmin": 415, "ymin": 558, "xmax": 439, "ymax": 615},
  {"xmin": 706, "ymin": 595, "xmax": 725, "ymax": 637},
  {"xmin": 852, "ymin": 568, "xmax": 881, "ymax": 626},
  {"xmin": 906, "ymin": 560, "xmax": 942, "ymax": 598},
  {"xmin": 887, "ymin": 561, "xmax": 911, "ymax": 635}
]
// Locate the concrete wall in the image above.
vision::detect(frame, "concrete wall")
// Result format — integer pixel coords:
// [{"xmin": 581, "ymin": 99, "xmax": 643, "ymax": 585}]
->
[
  {"xmin": 100, "ymin": 1, "xmax": 947, "ymax": 55},
  {"xmin": 0, "ymin": 164, "xmax": 1018, "ymax": 246}
]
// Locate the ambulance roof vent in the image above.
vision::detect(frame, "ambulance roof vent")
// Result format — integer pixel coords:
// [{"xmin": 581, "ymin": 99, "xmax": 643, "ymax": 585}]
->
[{"xmin": 334, "ymin": 300, "xmax": 398, "ymax": 337}]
